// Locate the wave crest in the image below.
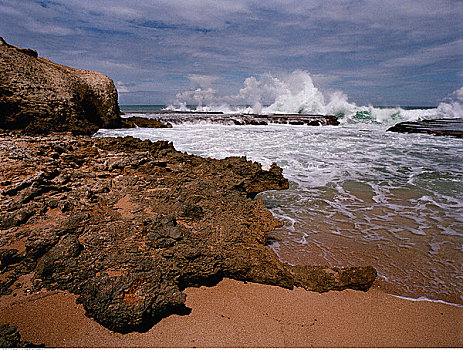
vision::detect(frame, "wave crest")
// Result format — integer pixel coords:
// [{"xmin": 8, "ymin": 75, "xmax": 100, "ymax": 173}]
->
[{"xmin": 168, "ymin": 71, "xmax": 463, "ymax": 125}]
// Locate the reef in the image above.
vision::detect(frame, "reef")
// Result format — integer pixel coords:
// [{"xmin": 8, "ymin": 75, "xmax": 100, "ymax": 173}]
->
[
  {"xmin": 120, "ymin": 117, "xmax": 173, "ymax": 129},
  {"xmin": 388, "ymin": 118, "xmax": 463, "ymax": 138},
  {"xmin": 124, "ymin": 111, "xmax": 340, "ymax": 126},
  {"xmin": 0, "ymin": 133, "xmax": 376, "ymax": 333}
]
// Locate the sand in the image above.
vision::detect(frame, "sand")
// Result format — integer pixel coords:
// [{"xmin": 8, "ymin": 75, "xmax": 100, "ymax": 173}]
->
[{"xmin": 0, "ymin": 277, "xmax": 461, "ymax": 348}]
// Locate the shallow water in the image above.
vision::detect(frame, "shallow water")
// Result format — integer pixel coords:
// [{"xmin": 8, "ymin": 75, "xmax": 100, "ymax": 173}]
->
[{"xmin": 96, "ymin": 117, "xmax": 463, "ymax": 305}]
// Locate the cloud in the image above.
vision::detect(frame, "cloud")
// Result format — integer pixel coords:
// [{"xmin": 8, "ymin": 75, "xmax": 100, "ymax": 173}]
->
[
  {"xmin": 188, "ymin": 74, "xmax": 219, "ymax": 88},
  {"xmin": 0, "ymin": 0, "xmax": 461, "ymax": 105},
  {"xmin": 382, "ymin": 39, "xmax": 463, "ymax": 68},
  {"xmin": 116, "ymin": 81, "xmax": 130, "ymax": 93},
  {"xmin": 176, "ymin": 87, "xmax": 217, "ymax": 106}
]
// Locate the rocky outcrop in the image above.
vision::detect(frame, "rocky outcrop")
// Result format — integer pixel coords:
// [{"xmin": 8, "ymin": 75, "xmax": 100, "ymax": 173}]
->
[
  {"xmin": 126, "ymin": 111, "xmax": 340, "ymax": 126},
  {"xmin": 387, "ymin": 118, "xmax": 463, "ymax": 138},
  {"xmin": 0, "ymin": 133, "xmax": 376, "ymax": 333},
  {"xmin": 0, "ymin": 38, "xmax": 121, "ymax": 135}
]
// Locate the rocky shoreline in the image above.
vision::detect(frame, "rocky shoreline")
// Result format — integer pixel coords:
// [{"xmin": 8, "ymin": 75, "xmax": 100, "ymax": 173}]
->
[
  {"xmin": 1, "ymin": 38, "xmax": 375, "ymax": 340},
  {"xmin": 0, "ymin": 132, "xmax": 376, "ymax": 334}
]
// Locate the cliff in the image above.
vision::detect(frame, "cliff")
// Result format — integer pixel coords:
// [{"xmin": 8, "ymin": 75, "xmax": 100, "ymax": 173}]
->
[{"xmin": 0, "ymin": 38, "xmax": 121, "ymax": 135}]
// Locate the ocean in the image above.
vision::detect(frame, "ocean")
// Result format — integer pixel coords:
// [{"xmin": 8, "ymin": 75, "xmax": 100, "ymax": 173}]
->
[{"xmin": 96, "ymin": 76, "xmax": 463, "ymax": 306}]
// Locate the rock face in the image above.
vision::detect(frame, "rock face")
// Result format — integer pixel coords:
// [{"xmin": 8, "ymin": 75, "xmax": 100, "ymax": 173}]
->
[
  {"xmin": 0, "ymin": 133, "xmax": 376, "ymax": 333},
  {"xmin": 0, "ymin": 38, "xmax": 121, "ymax": 135},
  {"xmin": 387, "ymin": 118, "xmax": 463, "ymax": 138}
]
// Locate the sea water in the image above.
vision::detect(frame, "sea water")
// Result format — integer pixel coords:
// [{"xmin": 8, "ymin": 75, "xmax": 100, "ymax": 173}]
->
[{"xmin": 96, "ymin": 72, "xmax": 463, "ymax": 305}]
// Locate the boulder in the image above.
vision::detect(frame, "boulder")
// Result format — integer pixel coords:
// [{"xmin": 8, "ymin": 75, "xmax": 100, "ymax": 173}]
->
[{"xmin": 0, "ymin": 37, "xmax": 121, "ymax": 135}]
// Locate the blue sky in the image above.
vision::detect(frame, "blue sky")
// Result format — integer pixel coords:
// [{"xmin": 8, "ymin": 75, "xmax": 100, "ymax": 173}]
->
[{"xmin": 1, "ymin": 0, "xmax": 462, "ymax": 106}]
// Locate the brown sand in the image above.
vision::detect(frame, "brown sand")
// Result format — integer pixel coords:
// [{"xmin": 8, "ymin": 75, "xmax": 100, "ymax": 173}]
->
[{"xmin": 0, "ymin": 278, "xmax": 461, "ymax": 348}]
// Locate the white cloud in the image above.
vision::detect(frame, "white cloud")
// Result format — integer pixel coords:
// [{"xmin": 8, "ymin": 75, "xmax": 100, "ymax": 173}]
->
[
  {"xmin": 116, "ymin": 81, "xmax": 130, "ymax": 93},
  {"xmin": 176, "ymin": 87, "xmax": 217, "ymax": 105},
  {"xmin": 382, "ymin": 39, "xmax": 463, "ymax": 68},
  {"xmin": 188, "ymin": 74, "xmax": 219, "ymax": 88},
  {"xmin": 1, "ymin": 0, "xmax": 461, "ymax": 105}
]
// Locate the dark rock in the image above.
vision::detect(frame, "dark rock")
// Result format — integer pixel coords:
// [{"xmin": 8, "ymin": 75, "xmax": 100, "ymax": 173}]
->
[
  {"xmin": 387, "ymin": 118, "xmax": 463, "ymax": 138},
  {"xmin": 0, "ymin": 133, "xmax": 376, "ymax": 333},
  {"xmin": 0, "ymin": 37, "xmax": 121, "ymax": 135},
  {"xmin": 0, "ymin": 249, "xmax": 23, "ymax": 271},
  {"xmin": 125, "ymin": 111, "xmax": 339, "ymax": 126},
  {"xmin": 0, "ymin": 207, "xmax": 35, "ymax": 229},
  {"xmin": 144, "ymin": 215, "xmax": 183, "ymax": 248},
  {"xmin": 121, "ymin": 117, "xmax": 173, "ymax": 129},
  {"xmin": 236, "ymin": 162, "xmax": 289, "ymax": 199},
  {"xmin": 0, "ymin": 323, "xmax": 45, "ymax": 347}
]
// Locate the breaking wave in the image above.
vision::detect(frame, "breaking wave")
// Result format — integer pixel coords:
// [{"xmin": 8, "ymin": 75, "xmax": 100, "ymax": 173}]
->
[{"xmin": 167, "ymin": 70, "xmax": 463, "ymax": 126}]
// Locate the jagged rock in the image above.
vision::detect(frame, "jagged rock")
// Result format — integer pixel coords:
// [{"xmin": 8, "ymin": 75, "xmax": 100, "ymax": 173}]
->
[
  {"xmin": 0, "ymin": 133, "xmax": 376, "ymax": 333},
  {"xmin": 387, "ymin": 118, "xmax": 463, "ymax": 138},
  {"xmin": 0, "ymin": 37, "xmax": 121, "ymax": 135}
]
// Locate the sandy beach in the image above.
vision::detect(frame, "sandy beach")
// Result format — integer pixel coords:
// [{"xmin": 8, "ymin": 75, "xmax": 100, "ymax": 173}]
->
[{"xmin": 1, "ymin": 277, "xmax": 461, "ymax": 348}]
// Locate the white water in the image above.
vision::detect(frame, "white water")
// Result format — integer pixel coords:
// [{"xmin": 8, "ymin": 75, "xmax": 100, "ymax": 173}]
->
[
  {"xmin": 168, "ymin": 70, "xmax": 463, "ymax": 126},
  {"xmin": 98, "ymin": 72, "xmax": 463, "ymax": 304}
]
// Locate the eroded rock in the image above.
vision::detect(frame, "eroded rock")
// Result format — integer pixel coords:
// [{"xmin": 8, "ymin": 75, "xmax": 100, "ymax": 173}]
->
[
  {"xmin": 0, "ymin": 37, "xmax": 121, "ymax": 135},
  {"xmin": 0, "ymin": 133, "xmax": 376, "ymax": 333}
]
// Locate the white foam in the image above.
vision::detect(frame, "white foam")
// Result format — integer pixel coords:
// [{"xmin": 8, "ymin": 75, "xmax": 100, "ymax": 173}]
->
[{"xmin": 386, "ymin": 293, "xmax": 463, "ymax": 308}]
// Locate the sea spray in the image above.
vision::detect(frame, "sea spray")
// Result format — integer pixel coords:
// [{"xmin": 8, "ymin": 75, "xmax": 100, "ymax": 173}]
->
[{"xmin": 168, "ymin": 70, "xmax": 463, "ymax": 125}]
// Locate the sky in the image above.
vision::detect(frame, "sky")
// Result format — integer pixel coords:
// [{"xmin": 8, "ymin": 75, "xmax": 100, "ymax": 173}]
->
[{"xmin": 0, "ymin": 0, "xmax": 462, "ymax": 106}]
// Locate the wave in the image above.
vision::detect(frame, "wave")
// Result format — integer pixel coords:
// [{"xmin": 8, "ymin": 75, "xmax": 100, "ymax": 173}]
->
[{"xmin": 167, "ymin": 71, "xmax": 463, "ymax": 126}]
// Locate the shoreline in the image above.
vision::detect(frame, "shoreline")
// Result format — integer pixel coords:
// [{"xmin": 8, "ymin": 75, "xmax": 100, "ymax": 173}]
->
[
  {"xmin": 0, "ymin": 278, "xmax": 461, "ymax": 347},
  {"xmin": 383, "ymin": 292, "xmax": 463, "ymax": 308}
]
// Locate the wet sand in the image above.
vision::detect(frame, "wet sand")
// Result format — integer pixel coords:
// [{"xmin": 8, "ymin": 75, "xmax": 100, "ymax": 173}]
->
[{"xmin": 0, "ymin": 278, "xmax": 461, "ymax": 347}]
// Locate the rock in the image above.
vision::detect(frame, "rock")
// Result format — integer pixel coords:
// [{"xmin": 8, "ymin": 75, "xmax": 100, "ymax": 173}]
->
[
  {"xmin": 143, "ymin": 215, "xmax": 184, "ymax": 248},
  {"xmin": 234, "ymin": 162, "xmax": 289, "ymax": 199},
  {"xmin": 0, "ymin": 37, "xmax": 121, "ymax": 135},
  {"xmin": 387, "ymin": 118, "xmax": 463, "ymax": 138},
  {"xmin": 288, "ymin": 265, "xmax": 377, "ymax": 292},
  {"xmin": 120, "ymin": 117, "xmax": 173, "ymax": 129},
  {"xmin": 122, "ymin": 111, "xmax": 340, "ymax": 126},
  {"xmin": 0, "ymin": 323, "xmax": 44, "ymax": 347},
  {"xmin": 0, "ymin": 133, "xmax": 376, "ymax": 333}
]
